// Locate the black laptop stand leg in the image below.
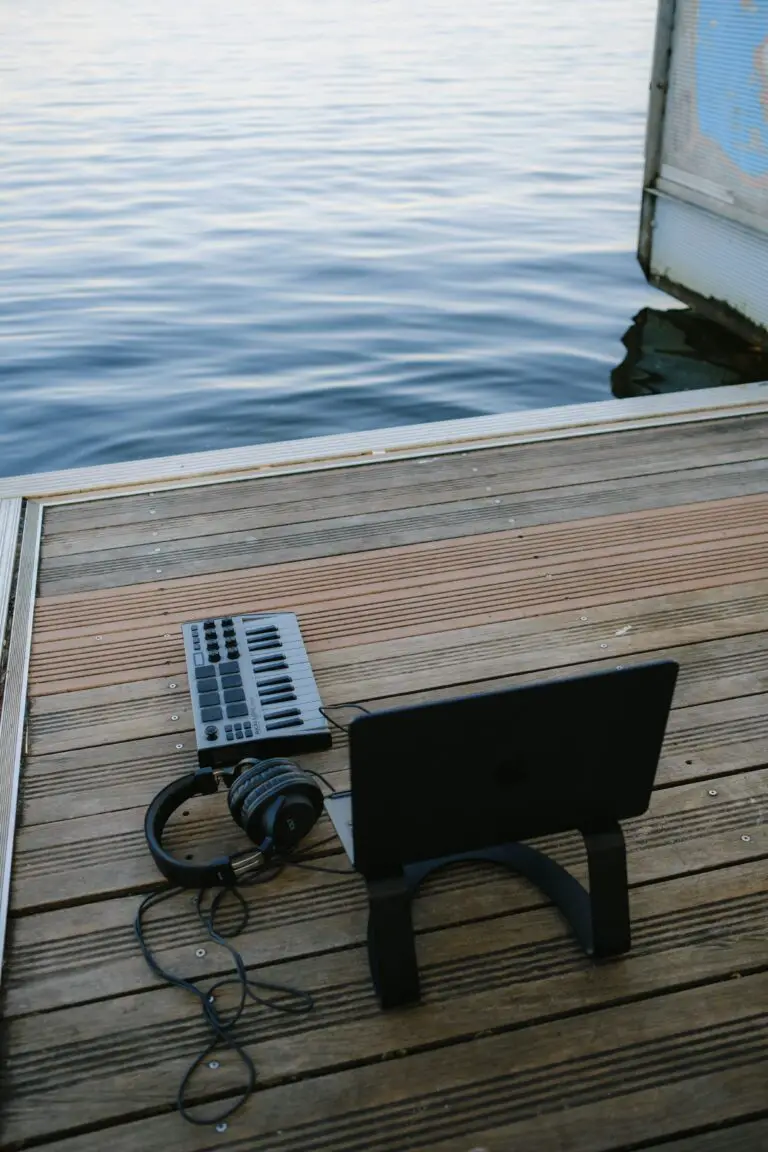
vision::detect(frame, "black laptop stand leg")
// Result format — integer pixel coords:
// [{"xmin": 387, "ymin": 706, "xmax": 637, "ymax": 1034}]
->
[
  {"xmin": 582, "ymin": 822, "xmax": 631, "ymax": 958},
  {"xmin": 366, "ymin": 875, "xmax": 420, "ymax": 1009}
]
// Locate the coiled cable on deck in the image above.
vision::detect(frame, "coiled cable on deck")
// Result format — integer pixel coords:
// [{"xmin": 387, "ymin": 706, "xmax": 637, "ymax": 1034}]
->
[
  {"xmin": 134, "ymin": 827, "xmax": 354, "ymax": 1125},
  {"xmin": 135, "ymin": 880, "xmax": 315, "ymax": 1126}
]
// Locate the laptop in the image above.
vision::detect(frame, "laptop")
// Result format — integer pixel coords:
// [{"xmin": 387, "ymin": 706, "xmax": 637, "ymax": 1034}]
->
[{"xmin": 325, "ymin": 660, "xmax": 678, "ymax": 874}]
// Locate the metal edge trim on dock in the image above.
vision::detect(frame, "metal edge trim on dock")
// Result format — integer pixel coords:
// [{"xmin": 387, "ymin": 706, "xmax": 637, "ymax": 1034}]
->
[
  {"xmin": 0, "ymin": 502, "xmax": 42, "ymax": 981},
  {"xmin": 0, "ymin": 498, "xmax": 22, "ymax": 653},
  {"xmin": 2, "ymin": 383, "xmax": 767, "ymax": 505}
]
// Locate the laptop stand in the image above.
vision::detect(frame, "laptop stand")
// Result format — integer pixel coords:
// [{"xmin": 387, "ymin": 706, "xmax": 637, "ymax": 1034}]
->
[
  {"xmin": 326, "ymin": 659, "xmax": 678, "ymax": 1010},
  {"xmin": 366, "ymin": 825, "xmax": 629, "ymax": 1009}
]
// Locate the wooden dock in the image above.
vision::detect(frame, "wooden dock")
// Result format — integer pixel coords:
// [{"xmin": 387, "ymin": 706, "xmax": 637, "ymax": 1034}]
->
[{"xmin": 1, "ymin": 389, "xmax": 767, "ymax": 1151}]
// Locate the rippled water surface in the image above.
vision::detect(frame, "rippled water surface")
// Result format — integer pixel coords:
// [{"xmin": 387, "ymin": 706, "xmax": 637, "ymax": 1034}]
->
[{"xmin": 1, "ymin": 0, "xmax": 671, "ymax": 477}]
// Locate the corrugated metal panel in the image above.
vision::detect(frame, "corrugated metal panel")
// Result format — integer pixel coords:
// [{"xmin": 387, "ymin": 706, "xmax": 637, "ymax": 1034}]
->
[
  {"xmin": 641, "ymin": 0, "xmax": 768, "ymax": 338},
  {"xmin": 651, "ymin": 196, "xmax": 768, "ymax": 331}
]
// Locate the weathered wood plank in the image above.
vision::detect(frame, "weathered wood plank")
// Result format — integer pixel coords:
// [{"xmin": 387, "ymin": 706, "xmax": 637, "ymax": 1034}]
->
[
  {"xmin": 28, "ymin": 573, "xmax": 768, "ymax": 703},
  {"xmin": 39, "ymin": 426, "xmax": 768, "ymax": 558},
  {"xmin": 9, "ymin": 764, "xmax": 767, "ymax": 914},
  {"xmin": 19, "ymin": 665, "xmax": 768, "ymax": 827},
  {"xmin": 40, "ymin": 414, "xmax": 768, "ymax": 538},
  {"xmin": 24, "ymin": 1070, "xmax": 768, "ymax": 1152},
  {"xmin": 25, "ymin": 628, "xmax": 768, "ymax": 761},
  {"xmin": 27, "ymin": 517, "xmax": 768, "ymax": 695},
  {"xmin": 31, "ymin": 492, "xmax": 768, "ymax": 642},
  {"xmin": 37, "ymin": 458, "xmax": 768, "ymax": 594},
  {"xmin": 643, "ymin": 1120, "xmax": 768, "ymax": 1152},
  {"xmin": 3, "ymin": 966, "xmax": 766, "ymax": 1149},
  {"xmin": 3, "ymin": 825, "xmax": 764, "ymax": 1020}
]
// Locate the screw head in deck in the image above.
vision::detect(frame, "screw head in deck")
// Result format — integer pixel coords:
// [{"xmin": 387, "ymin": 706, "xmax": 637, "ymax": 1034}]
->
[
  {"xmin": 196, "ymin": 948, "xmax": 206, "ymax": 958},
  {"xmin": 216, "ymin": 1122, "xmax": 228, "ymax": 1133},
  {"xmin": 708, "ymin": 789, "xmax": 718, "ymax": 797},
  {"xmin": 600, "ymin": 643, "xmax": 607, "ymax": 649},
  {"xmin": 169, "ymin": 682, "xmax": 177, "ymax": 688},
  {"xmin": 741, "ymin": 834, "xmax": 752, "ymax": 842},
  {"xmin": 208, "ymin": 1060, "xmax": 220, "ymax": 1070},
  {"xmin": 176, "ymin": 743, "xmax": 184, "ymax": 749},
  {"xmin": 171, "ymin": 714, "xmax": 179, "ymax": 721}
]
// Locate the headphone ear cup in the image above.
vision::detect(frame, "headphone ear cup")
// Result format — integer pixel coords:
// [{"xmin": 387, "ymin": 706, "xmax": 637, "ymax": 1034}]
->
[
  {"xmin": 240, "ymin": 769, "xmax": 323, "ymax": 852},
  {"xmin": 228, "ymin": 760, "xmax": 294, "ymax": 828}
]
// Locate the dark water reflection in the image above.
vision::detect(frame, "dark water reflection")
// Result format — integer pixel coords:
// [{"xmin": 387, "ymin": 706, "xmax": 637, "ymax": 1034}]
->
[{"xmin": 612, "ymin": 309, "xmax": 768, "ymax": 398}]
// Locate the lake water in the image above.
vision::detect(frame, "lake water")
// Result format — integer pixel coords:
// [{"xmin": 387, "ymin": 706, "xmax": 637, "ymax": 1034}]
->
[{"xmin": 0, "ymin": 0, "xmax": 715, "ymax": 478}]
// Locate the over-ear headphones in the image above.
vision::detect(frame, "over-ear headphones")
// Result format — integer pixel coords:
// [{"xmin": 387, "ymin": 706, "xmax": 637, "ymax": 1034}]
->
[{"xmin": 144, "ymin": 757, "xmax": 325, "ymax": 888}]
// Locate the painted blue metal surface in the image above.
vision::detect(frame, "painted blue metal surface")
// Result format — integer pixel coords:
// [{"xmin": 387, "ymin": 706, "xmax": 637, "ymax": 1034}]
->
[{"xmin": 696, "ymin": 0, "xmax": 768, "ymax": 177}]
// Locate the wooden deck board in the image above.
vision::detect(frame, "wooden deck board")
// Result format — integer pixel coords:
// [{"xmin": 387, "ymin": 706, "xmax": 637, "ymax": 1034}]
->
[
  {"xmin": 38, "ymin": 413, "xmax": 768, "ymax": 532},
  {"xmin": 7, "ymin": 976, "xmax": 768, "ymax": 1151},
  {"xmin": 37, "ymin": 421, "xmax": 768, "ymax": 557},
  {"xmin": 2, "ymin": 412, "xmax": 768, "ymax": 1150}
]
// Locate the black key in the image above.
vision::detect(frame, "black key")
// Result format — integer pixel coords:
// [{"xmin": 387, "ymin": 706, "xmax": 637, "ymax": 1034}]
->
[
  {"xmin": 198, "ymin": 690, "xmax": 221, "ymax": 708},
  {"xmin": 259, "ymin": 691, "xmax": 296, "ymax": 705},
  {"xmin": 201, "ymin": 706, "xmax": 223, "ymax": 722},
  {"xmin": 251, "ymin": 658, "xmax": 287, "ymax": 670},
  {"xmin": 248, "ymin": 640, "xmax": 281, "ymax": 652},
  {"xmin": 220, "ymin": 660, "xmax": 240, "ymax": 675},
  {"xmin": 195, "ymin": 665, "xmax": 216, "ymax": 681},
  {"xmin": 263, "ymin": 708, "xmax": 300, "ymax": 721},
  {"xmin": 221, "ymin": 674, "xmax": 242, "ymax": 689},
  {"xmin": 226, "ymin": 702, "xmax": 248, "ymax": 719},
  {"xmin": 265, "ymin": 718, "xmax": 303, "ymax": 731},
  {"xmin": 223, "ymin": 687, "xmax": 245, "ymax": 704},
  {"xmin": 256, "ymin": 675, "xmax": 292, "ymax": 688}
]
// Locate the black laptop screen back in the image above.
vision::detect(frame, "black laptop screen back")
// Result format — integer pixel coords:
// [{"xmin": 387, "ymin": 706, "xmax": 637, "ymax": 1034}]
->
[{"xmin": 348, "ymin": 660, "xmax": 678, "ymax": 879}]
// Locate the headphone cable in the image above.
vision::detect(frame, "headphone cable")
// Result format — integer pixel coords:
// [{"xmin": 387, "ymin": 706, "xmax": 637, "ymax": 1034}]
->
[
  {"xmin": 134, "ymin": 879, "xmax": 313, "ymax": 1127},
  {"xmin": 136, "ymin": 707, "xmax": 366, "ymax": 1125}
]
